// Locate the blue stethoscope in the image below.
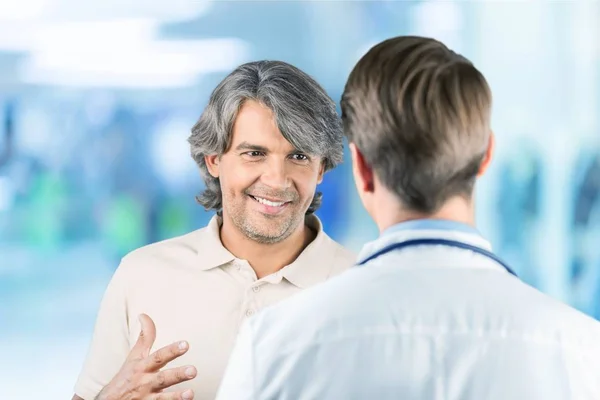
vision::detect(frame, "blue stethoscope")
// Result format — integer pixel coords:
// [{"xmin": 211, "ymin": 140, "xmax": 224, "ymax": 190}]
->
[{"xmin": 357, "ymin": 238, "xmax": 518, "ymax": 278}]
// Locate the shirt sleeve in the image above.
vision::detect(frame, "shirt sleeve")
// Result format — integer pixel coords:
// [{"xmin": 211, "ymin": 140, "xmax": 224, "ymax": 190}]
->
[
  {"xmin": 215, "ymin": 319, "xmax": 256, "ymax": 400},
  {"xmin": 74, "ymin": 260, "xmax": 132, "ymax": 400}
]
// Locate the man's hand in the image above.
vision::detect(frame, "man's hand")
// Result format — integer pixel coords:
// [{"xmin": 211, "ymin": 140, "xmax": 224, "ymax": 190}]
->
[{"xmin": 95, "ymin": 314, "xmax": 197, "ymax": 400}]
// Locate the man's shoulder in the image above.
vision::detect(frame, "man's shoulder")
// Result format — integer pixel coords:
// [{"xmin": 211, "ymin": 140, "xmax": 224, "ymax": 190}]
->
[
  {"xmin": 250, "ymin": 269, "xmax": 600, "ymax": 355},
  {"xmin": 126, "ymin": 229, "xmax": 204, "ymax": 259},
  {"xmin": 118, "ymin": 226, "xmax": 209, "ymax": 272},
  {"xmin": 319, "ymin": 233, "xmax": 358, "ymax": 275},
  {"xmin": 515, "ymin": 282, "xmax": 600, "ymax": 342},
  {"xmin": 438, "ymin": 274, "xmax": 600, "ymax": 349}
]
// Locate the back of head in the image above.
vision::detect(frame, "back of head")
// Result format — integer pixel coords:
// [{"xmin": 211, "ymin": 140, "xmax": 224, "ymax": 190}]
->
[{"xmin": 341, "ymin": 36, "xmax": 492, "ymax": 214}]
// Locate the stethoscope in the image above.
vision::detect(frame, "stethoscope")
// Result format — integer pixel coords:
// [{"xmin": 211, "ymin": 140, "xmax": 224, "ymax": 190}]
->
[{"xmin": 357, "ymin": 238, "xmax": 518, "ymax": 278}]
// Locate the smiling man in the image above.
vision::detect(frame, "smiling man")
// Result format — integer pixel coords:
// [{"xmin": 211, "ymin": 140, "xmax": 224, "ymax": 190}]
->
[{"xmin": 72, "ymin": 61, "xmax": 356, "ymax": 400}]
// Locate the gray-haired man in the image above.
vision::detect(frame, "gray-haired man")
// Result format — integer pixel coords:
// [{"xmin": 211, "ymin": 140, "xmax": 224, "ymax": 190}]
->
[{"xmin": 72, "ymin": 61, "xmax": 355, "ymax": 400}]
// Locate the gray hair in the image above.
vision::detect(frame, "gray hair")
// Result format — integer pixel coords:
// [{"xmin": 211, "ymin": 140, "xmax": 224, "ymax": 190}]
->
[{"xmin": 188, "ymin": 60, "xmax": 344, "ymax": 214}]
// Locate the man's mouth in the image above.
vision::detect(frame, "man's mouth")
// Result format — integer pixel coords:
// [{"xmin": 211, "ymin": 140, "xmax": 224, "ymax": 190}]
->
[{"xmin": 248, "ymin": 195, "xmax": 288, "ymax": 207}]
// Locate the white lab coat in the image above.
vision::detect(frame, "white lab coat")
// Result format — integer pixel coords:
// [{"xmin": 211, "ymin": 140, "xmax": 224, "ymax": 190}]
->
[{"xmin": 217, "ymin": 221, "xmax": 600, "ymax": 400}]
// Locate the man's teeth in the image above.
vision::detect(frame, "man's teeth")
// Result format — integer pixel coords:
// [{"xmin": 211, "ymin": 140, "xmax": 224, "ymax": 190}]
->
[{"xmin": 254, "ymin": 196, "xmax": 285, "ymax": 207}]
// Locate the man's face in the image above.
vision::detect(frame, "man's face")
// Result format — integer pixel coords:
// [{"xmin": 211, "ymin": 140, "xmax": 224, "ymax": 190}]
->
[{"xmin": 205, "ymin": 100, "xmax": 325, "ymax": 244}]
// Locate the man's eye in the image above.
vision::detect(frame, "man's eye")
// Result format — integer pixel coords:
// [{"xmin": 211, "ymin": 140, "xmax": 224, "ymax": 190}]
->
[
  {"xmin": 246, "ymin": 151, "xmax": 264, "ymax": 157},
  {"xmin": 292, "ymin": 154, "xmax": 309, "ymax": 161}
]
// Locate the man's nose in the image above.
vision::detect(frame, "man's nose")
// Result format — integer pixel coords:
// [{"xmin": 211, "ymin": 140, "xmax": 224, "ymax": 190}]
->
[{"xmin": 260, "ymin": 158, "xmax": 291, "ymax": 190}]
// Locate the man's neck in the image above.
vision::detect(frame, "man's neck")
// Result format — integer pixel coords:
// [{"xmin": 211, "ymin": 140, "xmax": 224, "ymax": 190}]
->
[
  {"xmin": 219, "ymin": 217, "xmax": 316, "ymax": 279},
  {"xmin": 375, "ymin": 194, "xmax": 476, "ymax": 234}
]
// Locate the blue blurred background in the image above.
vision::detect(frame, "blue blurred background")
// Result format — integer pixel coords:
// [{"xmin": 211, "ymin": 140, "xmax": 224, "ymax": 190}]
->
[{"xmin": 1, "ymin": 1, "xmax": 599, "ymax": 398}]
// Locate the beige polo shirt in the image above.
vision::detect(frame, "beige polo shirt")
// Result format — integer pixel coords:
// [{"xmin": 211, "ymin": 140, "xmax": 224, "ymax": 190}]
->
[{"xmin": 74, "ymin": 214, "xmax": 356, "ymax": 400}]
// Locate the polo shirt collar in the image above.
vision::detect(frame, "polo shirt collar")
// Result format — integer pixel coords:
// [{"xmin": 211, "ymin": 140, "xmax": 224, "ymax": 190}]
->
[
  {"xmin": 195, "ymin": 216, "xmax": 236, "ymax": 270},
  {"xmin": 280, "ymin": 214, "xmax": 338, "ymax": 289},
  {"xmin": 194, "ymin": 214, "xmax": 339, "ymax": 289}
]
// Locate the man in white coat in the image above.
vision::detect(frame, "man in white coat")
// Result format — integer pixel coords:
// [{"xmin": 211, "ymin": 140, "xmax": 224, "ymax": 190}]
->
[{"xmin": 216, "ymin": 36, "xmax": 600, "ymax": 400}]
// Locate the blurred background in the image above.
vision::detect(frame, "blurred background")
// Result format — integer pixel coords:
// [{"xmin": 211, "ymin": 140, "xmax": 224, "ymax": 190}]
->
[{"xmin": 1, "ymin": 0, "xmax": 599, "ymax": 398}]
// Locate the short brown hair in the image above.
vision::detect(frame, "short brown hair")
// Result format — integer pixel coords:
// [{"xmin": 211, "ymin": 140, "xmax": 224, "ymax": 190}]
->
[{"xmin": 341, "ymin": 36, "xmax": 492, "ymax": 213}]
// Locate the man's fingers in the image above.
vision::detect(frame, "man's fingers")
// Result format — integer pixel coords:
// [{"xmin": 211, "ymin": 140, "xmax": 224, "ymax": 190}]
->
[
  {"xmin": 144, "ymin": 340, "xmax": 190, "ymax": 371},
  {"xmin": 150, "ymin": 389, "xmax": 195, "ymax": 400},
  {"xmin": 149, "ymin": 365, "xmax": 197, "ymax": 391},
  {"xmin": 129, "ymin": 313, "xmax": 157, "ymax": 360}
]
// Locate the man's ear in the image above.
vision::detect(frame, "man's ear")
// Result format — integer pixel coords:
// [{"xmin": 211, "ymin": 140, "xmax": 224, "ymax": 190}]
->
[
  {"xmin": 205, "ymin": 154, "xmax": 220, "ymax": 178},
  {"xmin": 478, "ymin": 132, "xmax": 495, "ymax": 177},
  {"xmin": 316, "ymin": 160, "xmax": 326, "ymax": 184},
  {"xmin": 349, "ymin": 143, "xmax": 374, "ymax": 192}
]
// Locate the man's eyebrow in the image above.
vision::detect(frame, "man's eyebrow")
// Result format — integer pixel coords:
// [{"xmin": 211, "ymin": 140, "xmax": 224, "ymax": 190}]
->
[{"xmin": 234, "ymin": 141, "xmax": 269, "ymax": 152}]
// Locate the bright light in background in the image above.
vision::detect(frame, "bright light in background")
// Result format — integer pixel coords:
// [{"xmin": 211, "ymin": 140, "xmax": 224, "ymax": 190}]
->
[
  {"xmin": 46, "ymin": 0, "xmax": 211, "ymax": 22},
  {"xmin": 0, "ymin": 0, "xmax": 210, "ymax": 22},
  {"xmin": 27, "ymin": 35, "xmax": 249, "ymax": 76},
  {"xmin": 20, "ymin": 37, "xmax": 249, "ymax": 88},
  {"xmin": 0, "ymin": 18, "xmax": 155, "ymax": 53},
  {"xmin": 1, "ymin": 1, "xmax": 225, "ymax": 88},
  {"xmin": 0, "ymin": 23, "xmax": 39, "ymax": 52},
  {"xmin": 19, "ymin": 69, "xmax": 201, "ymax": 88},
  {"xmin": 32, "ymin": 18, "xmax": 159, "ymax": 51},
  {"xmin": 0, "ymin": 0, "xmax": 211, "ymax": 51},
  {"xmin": 16, "ymin": 18, "xmax": 249, "ymax": 88},
  {"xmin": 0, "ymin": 0, "xmax": 47, "ymax": 21}
]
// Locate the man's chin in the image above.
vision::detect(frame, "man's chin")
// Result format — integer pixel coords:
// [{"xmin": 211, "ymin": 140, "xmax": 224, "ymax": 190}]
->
[
  {"xmin": 243, "ymin": 229, "xmax": 286, "ymax": 244},
  {"xmin": 241, "ymin": 219, "xmax": 295, "ymax": 244}
]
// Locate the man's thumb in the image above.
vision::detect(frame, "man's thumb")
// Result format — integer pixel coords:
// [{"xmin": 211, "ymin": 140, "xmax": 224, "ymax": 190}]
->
[{"xmin": 132, "ymin": 313, "xmax": 156, "ymax": 358}]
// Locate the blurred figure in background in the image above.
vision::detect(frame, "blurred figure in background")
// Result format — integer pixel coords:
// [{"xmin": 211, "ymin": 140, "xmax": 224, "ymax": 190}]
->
[
  {"xmin": 71, "ymin": 60, "xmax": 355, "ymax": 400},
  {"xmin": 571, "ymin": 148, "xmax": 600, "ymax": 318},
  {"xmin": 495, "ymin": 140, "xmax": 543, "ymax": 286},
  {"xmin": 217, "ymin": 36, "xmax": 600, "ymax": 400}
]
